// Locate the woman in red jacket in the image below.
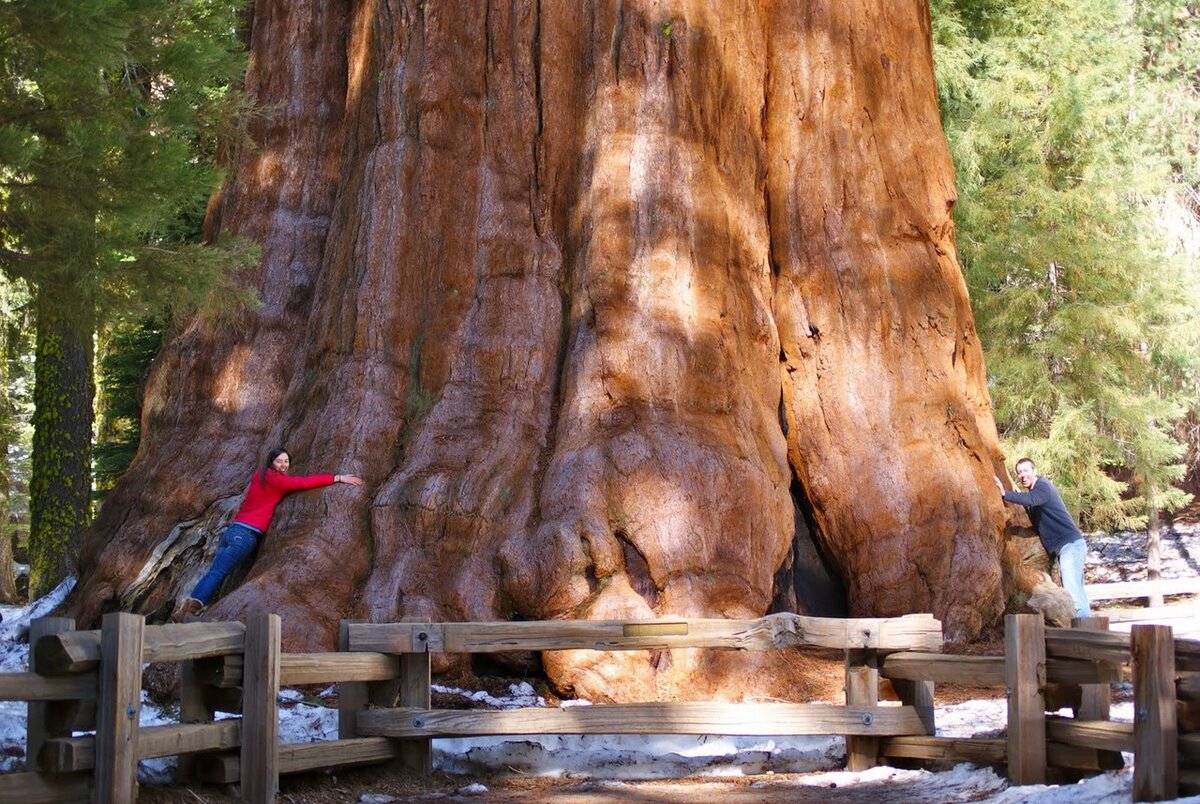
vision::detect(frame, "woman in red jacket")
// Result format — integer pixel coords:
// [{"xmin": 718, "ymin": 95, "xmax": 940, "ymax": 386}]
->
[{"xmin": 172, "ymin": 448, "xmax": 362, "ymax": 621}]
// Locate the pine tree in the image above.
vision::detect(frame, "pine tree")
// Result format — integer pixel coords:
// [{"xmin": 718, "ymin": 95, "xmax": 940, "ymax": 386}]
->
[
  {"xmin": 0, "ymin": 0, "xmax": 255, "ymax": 596},
  {"xmin": 94, "ymin": 317, "xmax": 164, "ymax": 497},
  {"xmin": 931, "ymin": 0, "xmax": 1200, "ymax": 528}
]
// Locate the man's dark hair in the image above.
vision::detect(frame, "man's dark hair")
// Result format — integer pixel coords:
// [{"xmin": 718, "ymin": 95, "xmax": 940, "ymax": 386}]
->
[{"xmin": 1015, "ymin": 457, "xmax": 1036, "ymax": 471}]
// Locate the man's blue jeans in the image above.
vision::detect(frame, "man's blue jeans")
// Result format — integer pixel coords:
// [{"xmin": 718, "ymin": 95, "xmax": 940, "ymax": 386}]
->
[
  {"xmin": 1058, "ymin": 538, "xmax": 1092, "ymax": 619},
  {"xmin": 189, "ymin": 523, "xmax": 261, "ymax": 605}
]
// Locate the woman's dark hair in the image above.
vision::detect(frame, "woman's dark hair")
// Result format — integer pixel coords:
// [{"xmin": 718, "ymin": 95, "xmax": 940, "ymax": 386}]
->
[{"xmin": 260, "ymin": 447, "xmax": 288, "ymax": 486}]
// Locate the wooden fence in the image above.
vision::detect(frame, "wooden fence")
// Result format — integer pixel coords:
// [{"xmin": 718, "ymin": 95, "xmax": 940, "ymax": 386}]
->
[
  {"xmin": 875, "ymin": 614, "xmax": 1199, "ymax": 800},
  {"xmin": 1087, "ymin": 576, "xmax": 1200, "ymax": 634},
  {"xmin": 0, "ymin": 608, "xmax": 1194, "ymax": 802}
]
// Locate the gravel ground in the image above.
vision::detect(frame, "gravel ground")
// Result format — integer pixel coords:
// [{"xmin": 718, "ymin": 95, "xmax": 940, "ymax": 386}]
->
[{"xmin": 1086, "ymin": 522, "xmax": 1200, "ymax": 583}]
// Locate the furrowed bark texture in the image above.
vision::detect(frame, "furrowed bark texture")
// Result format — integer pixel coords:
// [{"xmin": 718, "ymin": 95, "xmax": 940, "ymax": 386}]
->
[{"xmin": 68, "ymin": 0, "xmax": 1018, "ymax": 700}]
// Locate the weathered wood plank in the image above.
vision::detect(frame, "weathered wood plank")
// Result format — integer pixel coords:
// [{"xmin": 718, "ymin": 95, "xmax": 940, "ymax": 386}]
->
[
  {"xmin": 1181, "ymin": 768, "xmax": 1200, "ymax": 798},
  {"xmin": 1086, "ymin": 578, "xmax": 1200, "ymax": 601},
  {"xmin": 1049, "ymin": 658, "xmax": 1123, "ymax": 685},
  {"xmin": 357, "ymin": 703, "xmax": 929, "ymax": 738},
  {"xmin": 94, "ymin": 612, "xmax": 144, "ymax": 804},
  {"xmin": 134, "ymin": 719, "xmax": 242, "ymax": 758},
  {"xmin": 177, "ymin": 658, "xmax": 213, "ymax": 784},
  {"xmin": 33, "ymin": 622, "xmax": 246, "ymax": 675},
  {"xmin": 881, "ymin": 653, "xmax": 1004, "ymax": 685},
  {"xmin": 191, "ymin": 653, "xmax": 243, "ymax": 688},
  {"xmin": 338, "ymin": 621, "xmax": 368, "ymax": 741},
  {"xmin": 1178, "ymin": 698, "xmax": 1200, "ymax": 732},
  {"xmin": 889, "ymin": 677, "xmax": 934, "ymax": 736},
  {"xmin": 879, "ymin": 652, "xmax": 1117, "ymax": 686},
  {"xmin": 1179, "ymin": 671, "xmax": 1200, "ymax": 702},
  {"xmin": 27, "ymin": 618, "xmax": 77, "ymax": 773},
  {"xmin": 1043, "ymin": 682, "xmax": 1082, "ymax": 714},
  {"xmin": 398, "ymin": 616, "xmax": 432, "ymax": 774},
  {"xmin": 1177, "ymin": 638, "xmax": 1200, "ymax": 671},
  {"xmin": 0, "ymin": 770, "xmax": 91, "ymax": 803},
  {"xmin": 0, "ymin": 671, "xmax": 97, "ymax": 701},
  {"xmin": 185, "ymin": 651, "xmax": 400, "ymax": 688},
  {"xmin": 1046, "ymin": 740, "xmax": 1127, "ymax": 771},
  {"xmin": 191, "ymin": 738, "xmax": 404, "ymax": 781},
  {"xmin": 345, "ymin": 622, "xmax": 423, "ymax": 654},
  {"xmin": 1044, "ymin": 716, "xmax": 1135, "ymax": 752},
  {"xmin": 1006, "ymin": 613, "xmax": 1046, "ymax": 785},
  {"xmin": 199, "ymin": 684, "xmax": 242, "ymax": 714},
  {"xmin": 349, "ymin": 614, "xmax": 942, "ymax": 655},
  {"xmin": 845, "ymin": 650, "xmax": 879, "ymax": 771},
  {"xmin": 1179, "ymin": 733, "xmax": 1200, "ymax": 765},
  {"xmin": 1045, "ymin": 627, "xmax": 1130, "ymax": 664},
  {"xmin": 280, "ymin": 652, "xmax": 399, "ymax": 686},
  {"xmin": 1132, "ymin": 624, "xmax": 1177, "ymax": 802},
  {"xmin": 40, "ymin": 721, "xmax": 242, "ymax": 771},
  {"xmin": 1073, "ymin": 617, "xmax": 1113, "ymax": 722},
  {"xmin": 193, "ymin": 751, "xmax": 240, "ymax": 784},
  {"xmin": 242, "ymin": 613, "xmax": 281, "ymax": 804},
  {"xmin": 280, "ymin": 737, "xmax": 402, "ymax": 774},
  {"xmin": 880, "ymin": 736, "xmax": 1004, "ymax": 763},
  {"xmin": 1094, "ymin": 603, "xmax": 1200, "ymax": 623}
]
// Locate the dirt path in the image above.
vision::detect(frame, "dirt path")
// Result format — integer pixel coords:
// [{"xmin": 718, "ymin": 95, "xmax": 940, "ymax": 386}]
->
[{"xmin": 141, "ymin": 766, "xmax": 1008, "ymax": 804}]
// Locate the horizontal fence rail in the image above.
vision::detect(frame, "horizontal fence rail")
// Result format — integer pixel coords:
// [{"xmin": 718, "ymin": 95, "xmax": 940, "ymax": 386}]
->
[
  {"xmin": 1086, "ymin": 577, "xmax": 1200, "ymax": 602},
  {"xmin": 345, "ymin": 613, "xmax": 943, "ymax": 655},
  {"xmin": 33, "ymin": 622, "xmax": 247, "ymax": 674},
  {"xmin": 357, "ymin": 702, "xmax": 930, "ymax": 738}
]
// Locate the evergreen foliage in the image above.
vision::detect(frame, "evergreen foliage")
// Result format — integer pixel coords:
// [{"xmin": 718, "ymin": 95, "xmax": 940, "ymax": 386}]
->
[
  {"xmin": 932, "ymin": 0, "xmax": 1200, "ymax": 528},
  {"xmin": 1134, "ymin": 1, "xmax": 1200, "ymax": 188},
  {"xmin": 94, "ymin": 317, "xmax": 164, "ymax": 497},
  {"xmin": 0, "ymin": 276, "xmax": 33, "ymax": 551},
  {"xmin": 0, "ymin": 0, "xmax": 256, "ymax": 595}
]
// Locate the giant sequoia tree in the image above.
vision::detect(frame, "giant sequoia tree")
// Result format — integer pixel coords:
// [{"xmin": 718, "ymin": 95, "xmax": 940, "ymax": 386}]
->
[{"xmin": 66, "ymin": 0, "xmax": 1033, "ymax": 700}]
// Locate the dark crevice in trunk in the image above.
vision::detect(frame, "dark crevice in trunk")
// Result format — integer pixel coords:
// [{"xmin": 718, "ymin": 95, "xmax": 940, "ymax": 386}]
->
[
  {"xmin": 773, "ymin": 476, "xmax": 847, "ymax": 617},
  {"xmin": 616, "ymin": 528, "xmax": 657, "ymax": 609}
]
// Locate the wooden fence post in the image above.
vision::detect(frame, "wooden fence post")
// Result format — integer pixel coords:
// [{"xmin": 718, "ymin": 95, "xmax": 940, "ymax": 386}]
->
[
  {"xmin": 179, "ymin": 652, "xmax": 222, "ymax": 783},
  {"xmin": 27, "ymin": 617, "xmax": 77, "ymax": 770},
  {"xmin": 1073, "ymin": 617, "xmax": 1112, "ymax": 720},
  {"xmin": 338, "ymin": 619, "xmax": 402, "ymax": 738},
  {"xmin": 242, "ymin": 613, "xmax": 281, "ymax": 804},
  {"xmin": 94, "ymin": 612, "xmax": 145, "ymax": 804},
  {"xmin": 1132, "ymin": 624, "xmax": 1177, "ymax": 802},
  {"xmin": 845, "ymin": 649, "xmax": 879, "ymax": 771},
  {"xmin": 398, "ymin": 617, "xmax": 432, "ymax": 774},
  {"xmin": 890, "ymin": 675, "xmax": 935, "ymax": 736},
  {"xmin": 1005, "ymin": 613, "xmax": 1046, "ymax": 784},
  {"xmin": 337, "ymin": 620, "xmax": 367, "ymax": 741},
  {"xmin": 1069, "ymin": 616, "xmax": 1124, "ymax": 772}
]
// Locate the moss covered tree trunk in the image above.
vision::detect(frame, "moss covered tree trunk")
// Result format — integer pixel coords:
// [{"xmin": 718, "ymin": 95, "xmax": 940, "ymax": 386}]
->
[
  {"xmin": 67, "ymin": 0, "xmax": 1027, "ymax": 700},
  {"xmin": 30, "ymin": 285, "xmax": 93, "ymax": 598}
]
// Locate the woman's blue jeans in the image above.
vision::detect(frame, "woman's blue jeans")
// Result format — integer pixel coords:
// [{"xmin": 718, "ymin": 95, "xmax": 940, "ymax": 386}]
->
[
  {"xmin": 189, "ymin": 523, "xmax": 261, "ymax": 605},
  {"xmin": 1057, "ymin": 538, "xmax": 1092, "ymax": 619}
]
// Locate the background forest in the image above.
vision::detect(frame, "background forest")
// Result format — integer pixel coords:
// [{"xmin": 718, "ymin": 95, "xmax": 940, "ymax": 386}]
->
[{"xmin": 0, "ymin": 0, "xmax": 1198, "ymax": 603}]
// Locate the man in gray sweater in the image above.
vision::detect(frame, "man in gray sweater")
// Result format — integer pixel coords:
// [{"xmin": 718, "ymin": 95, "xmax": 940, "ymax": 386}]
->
[{"xmin": 995, "ymin": 458, "xmax": 1092, "ymax": 618}]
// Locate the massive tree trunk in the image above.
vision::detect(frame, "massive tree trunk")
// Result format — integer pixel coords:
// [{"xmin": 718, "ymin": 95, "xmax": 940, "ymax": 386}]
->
[{"xmin": 67, "ymin": 0, "xmax": 1024, "ymax": 700}]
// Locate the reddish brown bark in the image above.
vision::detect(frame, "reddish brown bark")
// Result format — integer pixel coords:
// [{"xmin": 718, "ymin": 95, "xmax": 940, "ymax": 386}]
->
[{"xmin": 68, "ymin": 0, "xmax": 1021, "ymax": 700}]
